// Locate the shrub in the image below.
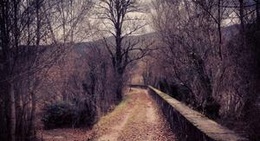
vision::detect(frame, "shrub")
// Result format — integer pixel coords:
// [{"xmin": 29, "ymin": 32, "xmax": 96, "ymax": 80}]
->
[{"xmin": 42, "ymin": 99, "xmax": 96, "ymax": 129}]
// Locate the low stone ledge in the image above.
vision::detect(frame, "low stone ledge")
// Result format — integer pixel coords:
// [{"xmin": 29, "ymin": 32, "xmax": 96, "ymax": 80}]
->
[{"xmin": 148, "ymin": 86, "xmax": 248, "ymax": 141}]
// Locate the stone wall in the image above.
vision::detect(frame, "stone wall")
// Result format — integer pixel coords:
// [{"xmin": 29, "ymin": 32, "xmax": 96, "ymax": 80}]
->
[{"xmin": 148, "ymin": 86, "xmax": 248, "ymax": 141}]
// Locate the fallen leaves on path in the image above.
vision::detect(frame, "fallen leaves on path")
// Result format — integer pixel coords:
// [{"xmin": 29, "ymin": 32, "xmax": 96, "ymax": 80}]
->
[
  {"xmin": 37, "ymin": 128, "xmax": 94, "ymax": 141},
  {"xmin": 92, "ymin": 88, "xmax": 176, "ymax": 141}
]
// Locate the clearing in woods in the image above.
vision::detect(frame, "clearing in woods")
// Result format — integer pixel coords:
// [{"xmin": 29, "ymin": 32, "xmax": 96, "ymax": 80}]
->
[{"xmin": 92, "ymin": 88, "xmax": 176, "ymax": 141}]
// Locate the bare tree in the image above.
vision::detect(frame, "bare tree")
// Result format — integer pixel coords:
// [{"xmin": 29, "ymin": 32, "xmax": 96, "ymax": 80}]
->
[
  {"xmin": 42, "ymin": 0, "xmax": 94, "ymax": 102},
  {"xmin": 97, "ymin": 0, "xmax": 151, "ymax": 101},
  {"xmin": 151, "ymin": 0, "xmax": 221, "ymax": 116}
]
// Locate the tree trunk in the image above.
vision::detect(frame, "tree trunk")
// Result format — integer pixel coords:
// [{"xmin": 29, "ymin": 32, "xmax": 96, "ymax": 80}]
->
[
  {"xmin": 239, "ymin": 0, "xmax": 245, "ymax": 33},
  {"xmin": 256, "ymin": 0, "xmax": 260, "ymax": 28},
  {"xmin": 217, "ymin": 0, "xmax": 222, "ymax": 60},
  {"xmin": 115, "ymin": 73, "xmax": 123, "ymax": 102},
  {"xmin": 28, "ymin": 92, "xmax": 36, "ymax": 140},
  {"xmin": 9, "ymin": 83, "xmax": 16, "ymax": 141}
]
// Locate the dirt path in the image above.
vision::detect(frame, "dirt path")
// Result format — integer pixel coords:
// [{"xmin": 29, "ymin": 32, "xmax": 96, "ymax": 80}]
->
[{"xmin": 92, "ymin": 88, "xmax": 176, "ymax": 141}]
